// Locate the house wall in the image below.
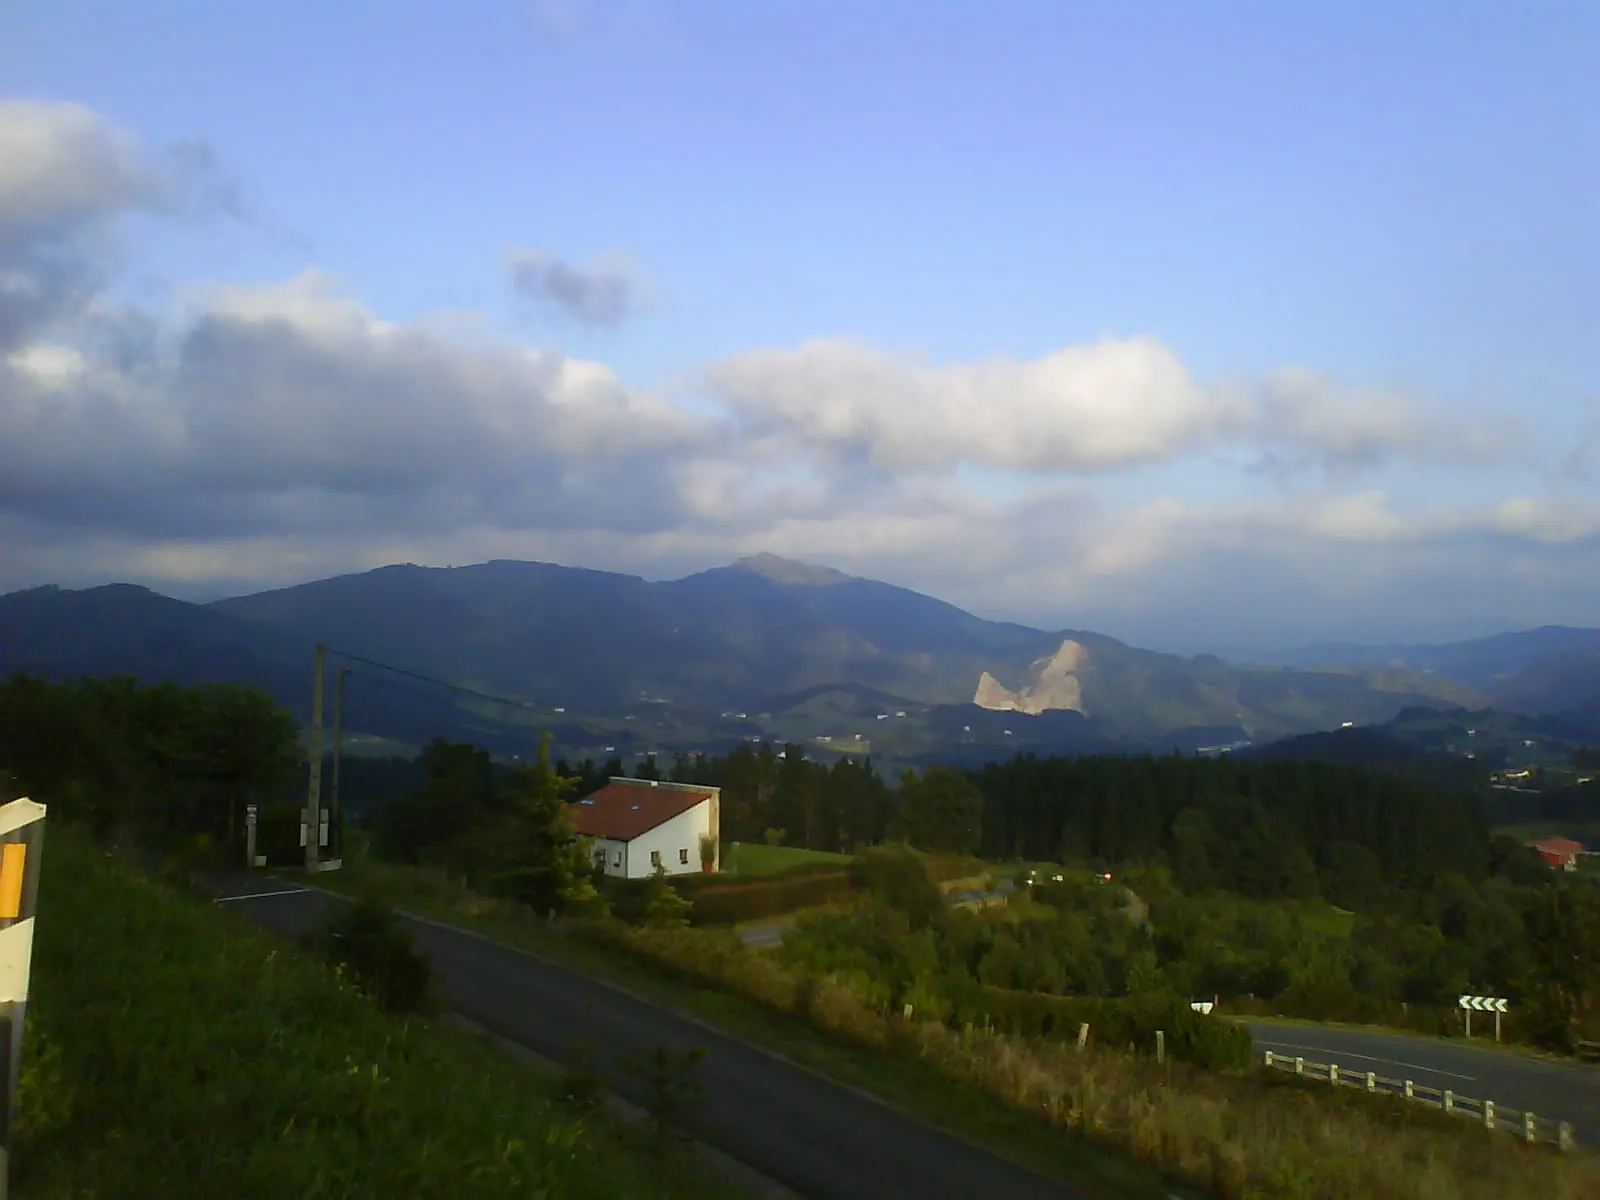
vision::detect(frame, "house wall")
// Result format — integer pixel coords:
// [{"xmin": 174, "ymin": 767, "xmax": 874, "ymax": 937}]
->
[
  {"xmin": 590, "ymin": 837, "xmax": 630, "ymax": 878},
  {"xmin": 625, "ymin": 802, "xmax": 713, "ymax": 879}
]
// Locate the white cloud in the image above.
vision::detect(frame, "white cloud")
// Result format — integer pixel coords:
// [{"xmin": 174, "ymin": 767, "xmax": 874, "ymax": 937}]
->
[
  {"xmin": 704, "ymin": 337, "xmax": 1522, "ymax": 477},
  {"xmin": 0, "ymin": 101, "xmax": 162, "ymax": 236},
  {"xmin": 0, "ymin": 270, "xmax": 708, "ymax": 536},
  {"xmin": 706, "ymin": 335, "xmax": 1235, "ymax": 473}
]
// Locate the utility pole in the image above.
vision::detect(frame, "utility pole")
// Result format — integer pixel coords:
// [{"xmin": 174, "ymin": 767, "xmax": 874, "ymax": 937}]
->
[
  {"xmin": 330, "ymin": 665, "xmax": 348, "ymax": 866},
  {"xmin": 305, "ymin": 643, "xmax": 326, "ymax": 872}
]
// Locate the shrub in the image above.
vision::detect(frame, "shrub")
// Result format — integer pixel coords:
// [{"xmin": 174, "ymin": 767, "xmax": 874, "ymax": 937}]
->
[
  {"xmin": 851, "ymin": 844, "xmax": 942, "ymax": 927},
  {"xmin": 956, "ymin": 986, "xmax": 1254, "ymax": 1071},
  {"xmin": 311, "ymin": 898, "xmax": 439, "ymax": 1015}
]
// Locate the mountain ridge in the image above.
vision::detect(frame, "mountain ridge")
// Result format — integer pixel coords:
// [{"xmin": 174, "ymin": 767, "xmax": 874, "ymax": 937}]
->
[{"xmin": 5, "ymin": 554, "xmax": 1569, "ymax": 763}]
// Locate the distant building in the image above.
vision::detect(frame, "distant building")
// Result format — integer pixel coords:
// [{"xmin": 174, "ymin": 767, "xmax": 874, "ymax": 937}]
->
[
  {"xmin": 570, "ymin": 777, "xmax": 720, "ymax": 879},
  {"xmin": 1526, "ymin": 836, "xmax": 1586, "ymax": 872}
]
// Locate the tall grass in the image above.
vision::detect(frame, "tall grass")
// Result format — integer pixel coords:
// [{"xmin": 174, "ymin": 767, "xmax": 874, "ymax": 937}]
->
[{"xmin": 14, "ymin": 827, "xmax": 743, "ymax": 1200}]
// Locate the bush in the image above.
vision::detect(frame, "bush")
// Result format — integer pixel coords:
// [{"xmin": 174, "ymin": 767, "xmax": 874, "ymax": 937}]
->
[
  {"xmin": 956, "ymin": 986, "xmax": 1255, "ymax": 1071},
  {"xmin": 310, "ymin": 898, "xmax": 439, "ymax": 1015},
  {"xmin": 851, "ymin": 845, "xmax": 942, "ymax": 927}
]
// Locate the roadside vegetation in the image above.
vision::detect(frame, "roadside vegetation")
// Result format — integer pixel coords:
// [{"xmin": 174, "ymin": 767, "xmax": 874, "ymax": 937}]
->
[
  {"xmin": 7, "ymin": 669, "xmax": 1600, "ymax": 1197},
  {"xmin": 13, "ymin": 825, "xmax": 743, "ymax": 1200},
  {"xmin": 323, "ymin": 845, "xmax": 1600, "ymax": 1200}
]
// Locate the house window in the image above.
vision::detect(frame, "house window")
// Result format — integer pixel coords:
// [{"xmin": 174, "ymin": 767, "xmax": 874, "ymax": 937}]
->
[
  {"xmin": 613, "ymin": 851, "xmax": 622, "ymax": 867},
  {"xmin": 679, "ymin": 848, "xmax": 689, "ymax": 865},
  {"xmin": 593, "ymin": 848, "xmax": 606, "ymax": 866},
  {"xmin": 650, "ymin": 850, "xmax": 662, "ymax": 867}
]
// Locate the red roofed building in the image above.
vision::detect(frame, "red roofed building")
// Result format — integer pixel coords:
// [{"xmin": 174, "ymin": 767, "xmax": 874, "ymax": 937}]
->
[
  {"xmin": 1526, "ymin": 836, "xmax": 1586, "ymax": 872},
  {"xmin": 570, "ymin": 778, "xmax": 721, "ymax": 879}
]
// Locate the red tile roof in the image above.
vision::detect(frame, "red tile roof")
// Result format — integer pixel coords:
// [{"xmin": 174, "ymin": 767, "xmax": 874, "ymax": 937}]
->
[
  {"xmin": 1527, "ymin": 836, "xmax": 1586, "ymax": 856},
  {"xmin": 570, "ymin": 778, "xmax": 717, "ymax": 841}
]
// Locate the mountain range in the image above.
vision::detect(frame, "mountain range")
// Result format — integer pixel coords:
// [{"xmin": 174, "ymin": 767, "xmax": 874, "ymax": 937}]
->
[{"xmin": 1, "ymin": 554, "xmax": 1594, "ymax": 766}]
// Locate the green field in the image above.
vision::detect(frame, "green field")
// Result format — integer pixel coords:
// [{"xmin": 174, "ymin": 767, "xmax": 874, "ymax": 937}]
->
[
  {"xmin": 719, "ymin": 841, "xmax": 857, "ymax": 876},
  {"xmin": 16, "ymin": 827, "xmax": 742, "ymax": 1200}
]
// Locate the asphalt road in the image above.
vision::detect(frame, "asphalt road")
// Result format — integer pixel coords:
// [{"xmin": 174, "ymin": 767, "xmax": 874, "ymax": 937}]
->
[
  {"xmin": 211, "ymin": 877, "xmax": 1086, "ymax": 1200},
  {"xmin": 1243, "ymin": 1019, "xmax": 1600, "ymax": 1146}
]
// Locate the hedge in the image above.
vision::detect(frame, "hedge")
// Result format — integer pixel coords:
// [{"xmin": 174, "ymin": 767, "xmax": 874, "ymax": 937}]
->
[
  {"xmin": 684, "ymin": 865, "xmax": 857, "ymax": 925},
  {"xmin": 953, "ymin": 985, "xmax": 1255, "ymax": 1072}
]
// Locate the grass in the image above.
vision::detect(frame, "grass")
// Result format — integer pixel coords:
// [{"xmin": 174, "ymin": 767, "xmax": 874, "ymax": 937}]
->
[
  {"xmin": 718, "ymin": 841, "xmax": 857, "ymax": 876},
  {"xmin": 316, "ymin": 855, "xmax": 1600, "ymax": 1200},
  {"xmin": 15, "ymin": 826, "xmax": 747, "ymax": 1200}
]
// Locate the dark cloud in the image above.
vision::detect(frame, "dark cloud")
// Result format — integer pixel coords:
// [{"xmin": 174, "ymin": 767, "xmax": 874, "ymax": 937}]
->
[{"xmin": 506, "ymin": 246, "xmax": 647, "ymax": 326}]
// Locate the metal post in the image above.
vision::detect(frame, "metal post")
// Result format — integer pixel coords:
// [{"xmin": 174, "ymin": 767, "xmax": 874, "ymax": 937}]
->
[
  {"xmin": 245, "ymin": 803, "xmax": 258, "ymax": 868},
  {"xmin": 1077, "ymin": 1022, "xmax": 1090, "ymax": 1051},
  {"xmin": 1465, "ymin": 1008, "xmax": 1472, "ymax": 1039},
  {"xmin": 1329, "ymin": 1063, "xmax": 1339, "ymax": 1086},
  {"xmin": 1559, "ymin": 1122, "xmax": 1573, "ymax": 1152},
  {"xmin": 1444, "ymin": 1090, "xmax": 1453, "ymax": 1113},
  {"xmin": 329, "ymin": 665, "xmax": 347, "ymax": 866},
  {"xmin": 1484, "ymin": 1100, "xmax": 1495, "ymax": 1130},
  {"xmin": 1156, "ymin": 1030, "xmax": 1165, "ymax": 1065},
  {"xmin": 305, "ymin": 643, "xmax": 326, "ymax": 872},
  {"xmin": 1405, "ymin": 1080, "xmax": 1414, "ymax": 1099},
  {"xmin": 1265, "ymin": 1051, "xmax": 1275, "ymax": 1068},
  {"xmin": 1524, "ymin": 1111, "xmax": 1536, "ymax": 1144},
  {"xmin": 1494, "ymin": 1009, "xmax": 1501, "ymax": 1043},
  {"xmin": 1366, "ymin": 1070, "xmax": 1375, "ymax": 1092},
  {"xmin": 1295, "ymin": 1056, "xmax": 1304, "ymax": 1076}
]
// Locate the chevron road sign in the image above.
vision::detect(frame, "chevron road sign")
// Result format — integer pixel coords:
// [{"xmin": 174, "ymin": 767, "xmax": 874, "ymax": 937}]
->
[{"xmin": 1460, "ymin": 995, "xmax": 1510, "ymax": 1041}]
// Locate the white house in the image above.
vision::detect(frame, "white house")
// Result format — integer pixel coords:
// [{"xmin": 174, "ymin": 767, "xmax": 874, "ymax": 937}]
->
[{"xmin": 570, "ymin": 778, "xmax": 721, "ymax": 879}]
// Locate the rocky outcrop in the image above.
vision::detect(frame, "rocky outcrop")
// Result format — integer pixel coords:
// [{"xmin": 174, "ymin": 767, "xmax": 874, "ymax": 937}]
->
[{"xmin": 973, "ymin": 638, "xmax": 1087, "ymax": 714}]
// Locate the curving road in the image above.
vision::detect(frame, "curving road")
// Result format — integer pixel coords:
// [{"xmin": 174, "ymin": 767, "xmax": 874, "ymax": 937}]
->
[
  {"xmin": 210, "ymin": 875, "xmax": 1087, "ymax": 1200},
  {"xmin": 1242, "ymin": 1019, "xmax": 1600, "ymax": 1147}
]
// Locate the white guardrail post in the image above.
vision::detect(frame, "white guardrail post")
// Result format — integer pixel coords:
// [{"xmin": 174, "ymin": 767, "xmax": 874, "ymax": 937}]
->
[{"xmin": 1262, "ymin": 1049, "xmax": 1568, "ymax": 1150}]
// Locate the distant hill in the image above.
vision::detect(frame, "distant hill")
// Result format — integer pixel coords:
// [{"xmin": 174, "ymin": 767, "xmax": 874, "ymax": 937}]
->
[
  {"xmin": 1238, "ymin": 703, "xmax": 1596, "ymax": 797},
  {"xmin": 5, "ymin": 554, "xmax": 1489, "ymax": 761},
  {"xmin": 1240, "ymin": 626, "xmax": 1600, "ymax": 716}
]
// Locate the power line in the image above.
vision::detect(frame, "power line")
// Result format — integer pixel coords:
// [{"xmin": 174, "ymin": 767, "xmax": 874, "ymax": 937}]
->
[{"xmin": 323, "ymin": 646, "xmax": 546, "ymax": 714}]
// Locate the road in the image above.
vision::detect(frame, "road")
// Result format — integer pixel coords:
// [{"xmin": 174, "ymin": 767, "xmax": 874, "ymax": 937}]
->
[
  {"xmin": 211, "ymin": 877, "xmax": 1086, "ymax": 1200},
  {"xmin": 1243, "ymin": 1019, "xmax": 1600, "ymax": 1146}
]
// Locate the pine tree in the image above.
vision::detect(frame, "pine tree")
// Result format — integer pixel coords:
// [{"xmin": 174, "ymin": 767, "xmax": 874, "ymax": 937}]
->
[{"xmin": 474, "ymin": 732, "xmax": 598, "ymax": 916}]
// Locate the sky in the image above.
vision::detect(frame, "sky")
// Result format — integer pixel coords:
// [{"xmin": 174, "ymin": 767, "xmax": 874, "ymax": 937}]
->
[{"xmin": 1, "ymin": 0, "xmax": 1597, "ymax": 653}]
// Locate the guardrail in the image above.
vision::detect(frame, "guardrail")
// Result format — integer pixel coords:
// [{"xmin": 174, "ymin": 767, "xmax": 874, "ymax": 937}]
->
[{"xmin": 1262, "ymin": 1050, "xmax": 1576, "ymax": 1151}]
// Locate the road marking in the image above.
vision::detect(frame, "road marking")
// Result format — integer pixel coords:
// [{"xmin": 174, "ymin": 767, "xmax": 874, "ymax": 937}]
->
[
  {"xmin": 1254, "ymin": 1039, "xmax": 1476, "ymax": 1082},
  {"xmin": 213, "ymin": 887, "xmax": 308, "ymax": 903}
]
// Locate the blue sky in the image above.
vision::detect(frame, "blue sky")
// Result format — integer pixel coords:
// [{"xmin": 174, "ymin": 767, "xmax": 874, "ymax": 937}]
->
[{"xmin": 1, "ymin": 0, "xmax": 1597, "ymax": 651}]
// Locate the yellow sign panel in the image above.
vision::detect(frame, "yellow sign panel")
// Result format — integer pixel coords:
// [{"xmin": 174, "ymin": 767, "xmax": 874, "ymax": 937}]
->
[{"xmin": 0, "ymin": 843, "xmax": 26, "ymax": 919}]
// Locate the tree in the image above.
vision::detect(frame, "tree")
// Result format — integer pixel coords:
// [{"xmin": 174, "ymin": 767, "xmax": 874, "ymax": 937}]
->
[
  {"xmin": 1519, "ymin": 882, "xmax": 1600, "ymax": 1049},
  {"xmin": 467, "ymin": 733, "xmax": 597, "ymax": 916},
  {"xmin": 643, "ymin": 865, "xmax": 693, "ymax": 928},
  {"xmin": 893, "ymin": 766, "xmax": 983, "ymax": 855},
  {"xmin": 1320, "ymin": 840, "xmax": 1386, "ymax": 912},
  {"xmin": 1168, "ymin": 807, "xmax": 1216, "ymax": 894}
]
